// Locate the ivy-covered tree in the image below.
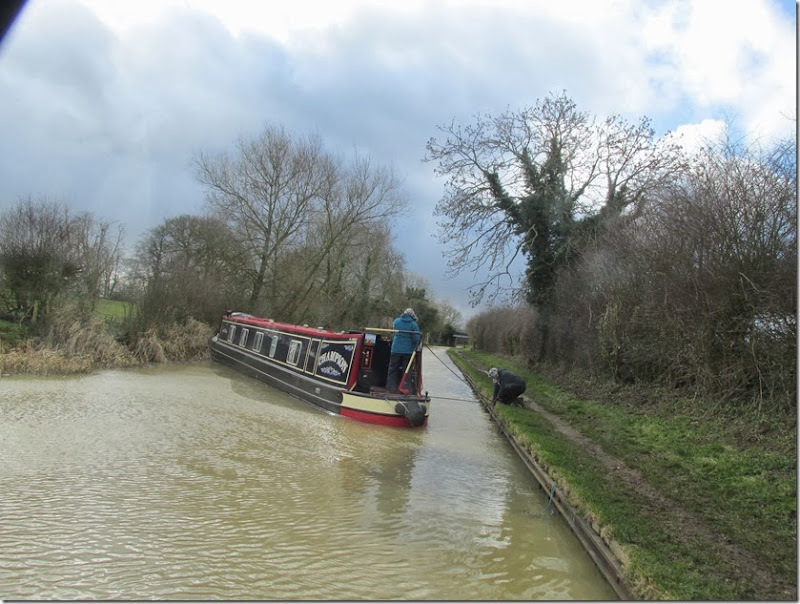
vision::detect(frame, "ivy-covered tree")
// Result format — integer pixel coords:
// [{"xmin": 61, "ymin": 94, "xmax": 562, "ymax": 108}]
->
[{"xmin": 425, "ymin": 92, "xmax": 685, "ymax": 358}]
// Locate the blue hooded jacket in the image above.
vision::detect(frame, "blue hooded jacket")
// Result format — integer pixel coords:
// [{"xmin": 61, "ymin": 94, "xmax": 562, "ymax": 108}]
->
[{"xmin": 391, "ymin": 313, "xmax": 421, "ymax": 354}]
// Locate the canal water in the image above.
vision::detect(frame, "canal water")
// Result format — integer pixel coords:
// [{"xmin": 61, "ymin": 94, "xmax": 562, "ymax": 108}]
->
[{"xmin": 1, "ymin": 347, "xmax": 617, "ymax": 600}]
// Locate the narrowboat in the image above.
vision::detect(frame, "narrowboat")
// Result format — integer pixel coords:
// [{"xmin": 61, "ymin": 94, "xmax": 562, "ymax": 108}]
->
[{"xmin": 209, "ymin": 311, "xmax": 430, "ymax": 427}]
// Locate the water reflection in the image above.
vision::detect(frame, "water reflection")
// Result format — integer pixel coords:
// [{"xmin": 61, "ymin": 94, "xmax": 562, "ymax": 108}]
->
[
  {"xmin": 334, "ymin": 431, "xmax": 419, "ymax": 522},
  {"xmin": 0, "ymin": 358, "xmax": 617, "ymax": 600}
]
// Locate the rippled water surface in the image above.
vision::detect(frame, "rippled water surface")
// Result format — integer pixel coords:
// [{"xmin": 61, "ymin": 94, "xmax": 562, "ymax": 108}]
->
[{"xmin": 1, "ymin": 349, "xmax": 616, "ymax": 600}]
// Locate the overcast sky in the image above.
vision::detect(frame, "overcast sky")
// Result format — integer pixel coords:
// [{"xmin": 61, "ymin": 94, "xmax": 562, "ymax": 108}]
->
[{"xmin": 0, "ymin": 0, "xmax": 795, "ymax": 321}]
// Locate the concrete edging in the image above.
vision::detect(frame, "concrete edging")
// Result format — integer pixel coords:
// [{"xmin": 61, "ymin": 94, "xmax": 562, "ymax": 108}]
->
[{"xmin": 458, "ymin": 365, "xmax": 635, "ymax": 601}]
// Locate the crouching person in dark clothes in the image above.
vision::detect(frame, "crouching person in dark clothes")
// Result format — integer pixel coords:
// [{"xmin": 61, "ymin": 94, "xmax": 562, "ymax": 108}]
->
[{"xmin": 488, "ymin": 367, "xmax": 526, "ymax": 407}]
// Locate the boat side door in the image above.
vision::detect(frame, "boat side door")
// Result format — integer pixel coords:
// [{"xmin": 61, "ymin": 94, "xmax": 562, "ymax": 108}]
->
[{"xmin": 355, "ymin": 332, "xmax": 391, "ymax": 391}]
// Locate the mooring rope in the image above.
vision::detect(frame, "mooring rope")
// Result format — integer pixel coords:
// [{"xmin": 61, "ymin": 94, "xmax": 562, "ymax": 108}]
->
[
  {"xmin": 424, "ymin": 344, "xmax": 475, "ymax": 385},
  {"xmin": 428, "ymin": 394, "xmax": 481, "ymax": 403},
  {"xmin": 433, "ymin": 348, "xmax": 563, "ymax": 524},
  {"xmin": 422, "ymin": 345, "xmax": 487, "ymax": 404},
  {"xmin": 546, "ymin": 483, "xmax": 557, "ymax": 515}
]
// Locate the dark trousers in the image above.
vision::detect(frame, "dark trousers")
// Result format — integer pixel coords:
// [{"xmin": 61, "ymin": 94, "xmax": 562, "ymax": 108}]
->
[
  {"xmin": 386, "ymin": 353, "xmax": 412, "ymax": 392},
  {"xmin": 498, "ymin": 383, "xmax": 526, "ymax": 404}
]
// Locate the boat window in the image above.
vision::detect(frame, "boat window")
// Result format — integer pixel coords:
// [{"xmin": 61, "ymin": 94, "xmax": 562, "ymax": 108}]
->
[
  {"xmin": 254, "ymin": 332, "xmax": 263, "ymax": 352},
  {"xmin": 268, "ymin": 335, "xmax": 278, "ymax": 357},
  {"xmin": 287, "ymin": 340, "xmax": 302, "ymax": 366},
  {"xmin": 306, "ymin": 340, "xmax": 320, "ymax": 372},
  {"xmin": 239, "ymin": 328, "xmax": 249, "ymax": 347},
  {"xmin": 228, "ymin": 325, "xmax": 236, "ymax": 342}
]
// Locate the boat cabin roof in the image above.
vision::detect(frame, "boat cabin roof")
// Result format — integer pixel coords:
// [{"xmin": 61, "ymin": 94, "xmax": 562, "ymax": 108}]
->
[{"xmin": 225, "ymin": 313, "xmax": 363, "ymax": 341}]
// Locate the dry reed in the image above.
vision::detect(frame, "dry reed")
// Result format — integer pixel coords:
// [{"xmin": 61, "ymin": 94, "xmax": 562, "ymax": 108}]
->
[{"xmin": 0, "ymin": 310, "xmax": 214, "ymax": 376}]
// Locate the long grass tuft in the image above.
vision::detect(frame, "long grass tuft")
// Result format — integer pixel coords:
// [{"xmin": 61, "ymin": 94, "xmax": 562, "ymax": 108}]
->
[
  {"xmin": 44, "ymin": 304, "xmax": 138, "ymax": 368},
  {"xmin": 161, "ymin": 318, "xmax": 213, "ymax": 361},
  {"xmin": 0, "ymin": 339, "xmax": 94, "ymax": 375},
  {"xmin": 0, "ymin": 306, "xmax": 214, "ymax": 375},
  {"xmin": 130, "ymin": 328, "xmax": 167, "ymax": 363}
]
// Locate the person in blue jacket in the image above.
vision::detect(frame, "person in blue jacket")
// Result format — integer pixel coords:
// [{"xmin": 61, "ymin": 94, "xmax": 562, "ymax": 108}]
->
[{"xmin": 386, "ymin": 308, "xmax": 421, "ymax": 393}]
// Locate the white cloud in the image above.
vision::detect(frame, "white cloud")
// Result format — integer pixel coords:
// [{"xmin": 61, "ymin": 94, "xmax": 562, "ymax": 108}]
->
[
  {"xmin": 640, "ymin": 0, "xmax": 795, "ymax": 141},
  {"xmin": 79, "ymin": 0, "xmax": 431, "ymax": 44},
  {"xmin": 665, "ymin": 118, "xmax": 729, "ymax": 155},
  {"xmin": 0, "ymin": 0, "xmax": 794, "ymax": 317}
]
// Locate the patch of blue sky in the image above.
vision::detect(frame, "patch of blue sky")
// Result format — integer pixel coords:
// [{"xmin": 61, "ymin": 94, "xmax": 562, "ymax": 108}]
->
[{"xmin": 772, "ymin": 0, "xmax": 796, "ymax": 20}]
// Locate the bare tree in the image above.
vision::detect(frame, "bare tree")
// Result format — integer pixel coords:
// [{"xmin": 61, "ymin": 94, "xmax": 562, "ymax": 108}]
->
[
  {"xmin": 425, "ymin": 91, "xmax": 685, "ymax": 308},
  {"xmin": 195, "ymin": 125, "xmax": 338, "ymax": 313},
  {"xmin": 0, "ymin": 197, "xmax": 74, "ymax": 321},
  {"xmin": 0, "ymin": 197, "xmax": 123, "ymax": 322},
  {"xmin": 434, "ymin": 298, "xmax": 463, "ymax": 331},
  {"xmin": 195, "ymin": 125, "xmax": 408, "ymax": 323},
  {"xmin": 277, "ymin": 220, "xmax": 408, "ymax": 329},
  {"xmin": 129, "ymin": 214, "xmax": 246, "ymax": 326},
  {"xmin": 71, "ymin": 212, "xmax": 124, "ymax": 313},
  {"xmin": 274, "ymin": 153, "xmax": 407, "ymax": 319}
]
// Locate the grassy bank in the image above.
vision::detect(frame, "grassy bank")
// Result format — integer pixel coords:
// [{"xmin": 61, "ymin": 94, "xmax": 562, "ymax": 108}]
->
[{"xmin": 449, "ymin": 348, "xmax": 796, "ymax": 601}]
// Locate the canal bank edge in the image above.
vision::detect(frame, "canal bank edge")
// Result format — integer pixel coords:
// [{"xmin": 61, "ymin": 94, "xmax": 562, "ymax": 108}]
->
[{"xmin": 450, "ymin": 351, "xmax": 635, "ymax": 601}]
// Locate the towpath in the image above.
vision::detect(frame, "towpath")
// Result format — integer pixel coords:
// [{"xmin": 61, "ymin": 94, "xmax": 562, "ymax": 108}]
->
[{"xmin": 448, "ymin": 349, "xmax": 795, "ymax": 601}]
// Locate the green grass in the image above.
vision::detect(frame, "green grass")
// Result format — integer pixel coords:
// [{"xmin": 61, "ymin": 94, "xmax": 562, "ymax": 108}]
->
[
  {"xmin": 449, "ymin": 348, "xmax": 797, "ymax": 600},
  {"xmin": 0, "ymin": 319, "xmax": 30, "ymax": 349},
  {"xmin": 0, "ymin": 299, "xmax": 135, "ymax": 350},
  {"xmin": 94, "ymin": 298, "xmax": 137, "ymax": 320}
]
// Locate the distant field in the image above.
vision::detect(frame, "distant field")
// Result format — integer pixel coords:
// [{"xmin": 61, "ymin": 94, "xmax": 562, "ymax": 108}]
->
[{"xmin": 95, "ymin": 299, "xmax": 137, "ymax": 320}]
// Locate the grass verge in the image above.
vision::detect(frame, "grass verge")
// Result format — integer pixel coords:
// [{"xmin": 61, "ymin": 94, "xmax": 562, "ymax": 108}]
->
[{"xmin": 449, "ymin": 348, "xmax": 797, "ymax": 601}]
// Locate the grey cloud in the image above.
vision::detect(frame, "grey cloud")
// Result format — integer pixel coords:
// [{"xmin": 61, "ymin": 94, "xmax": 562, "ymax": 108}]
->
[
  {"xmin": 1, "ymin": 0, "xmax": 791, "ymax": 316},
  {"xmin": 4, "ymin": 0, "xmax": 115, "ymax": 100},
  {"xmin": 0, "ymin": 0, "xmax": 585, "ymax": 313}
]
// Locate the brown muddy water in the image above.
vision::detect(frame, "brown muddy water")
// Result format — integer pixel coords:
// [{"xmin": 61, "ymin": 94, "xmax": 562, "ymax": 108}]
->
[{"xmin": 0, "ymin": 347, "xmax": 617, "ymax": 600}]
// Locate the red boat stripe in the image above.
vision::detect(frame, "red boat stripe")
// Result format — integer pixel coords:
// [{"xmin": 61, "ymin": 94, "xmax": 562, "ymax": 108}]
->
[{"xmin": 339, "ymin": 407, "xmax": 427, "ymax": 428}]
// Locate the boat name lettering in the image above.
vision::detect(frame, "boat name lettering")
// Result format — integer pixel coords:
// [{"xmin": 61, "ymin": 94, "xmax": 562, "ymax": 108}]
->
[{"xmin": 317, "ymin": 350, "xmax": 349, "ymax": 377}]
